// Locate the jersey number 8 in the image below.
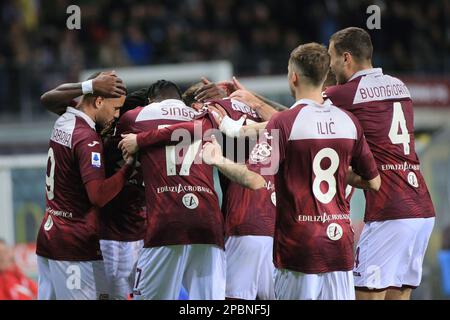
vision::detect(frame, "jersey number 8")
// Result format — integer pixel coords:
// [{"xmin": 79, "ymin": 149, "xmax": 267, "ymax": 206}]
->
[{"xmin": 312, "ymin": 148, "xmax": 339, "ymax": 204}]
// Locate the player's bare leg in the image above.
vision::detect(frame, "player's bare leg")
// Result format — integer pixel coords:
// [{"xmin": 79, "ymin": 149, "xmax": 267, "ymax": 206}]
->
[
  {"xmin": 355, "ymin": 289, "xmax": 386, "ymax": 300},
  {"xmin": 385, "ymin": 287, "xmax": 412, "ymax": 300}
]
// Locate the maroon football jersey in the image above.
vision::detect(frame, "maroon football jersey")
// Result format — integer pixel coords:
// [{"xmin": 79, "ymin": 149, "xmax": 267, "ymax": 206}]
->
[
  {"xmin": 206, "ymin": 98, "xmax": 263, "ymax": 123},
  {"xmin": 223, "ymin": 178, "xmax": 276, "ymax": 237},
  {"xmin": 248, "ymin": 99, "xmax": 379, "ymax": 273},
  {"xmin": 116, "ymin": 99, "xmax": 224, "ymax": 248},
  {"xmin": 208, "ymin": 98, "xmax": 276, "ymax": 237},
  {"xmin": 325, "ymin": 68, "xmax": 435, "ymax": 222},
  {"xmin": 36, "ymin": 107, "xmax": 104, "ymax": 261},
  {"xmin": 99, "ymin": 134, "xmax": 146, "ymax": 242}
]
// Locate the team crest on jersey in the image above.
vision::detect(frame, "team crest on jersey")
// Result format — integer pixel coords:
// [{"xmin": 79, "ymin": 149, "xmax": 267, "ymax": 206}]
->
[
  {"xmin": 407, "ymin": 172, "xmax": 419, "ymax": 188},
  {"xmin": 326, "ymin": 223, "xmax": 343, "ymax": 241},
  {"xmin": 182, "ymin": 193, "xmax": 199, "ymax": 209},
  {"xmin": 91, "ymin": 152, "xmax": 101, "ymax": 168},
  {"xmin": 250, "ymin": 142, "xmax": 272, "ymax": 163},
  {"xmin": 44, "ymin": 215, "xmax": 53, "ymax": 231}
]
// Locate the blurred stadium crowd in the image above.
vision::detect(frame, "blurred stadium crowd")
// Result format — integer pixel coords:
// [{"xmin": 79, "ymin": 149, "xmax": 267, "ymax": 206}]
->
[{"xmin": 0, "ymin": 0, "xmax": 449, "ymax": 116}]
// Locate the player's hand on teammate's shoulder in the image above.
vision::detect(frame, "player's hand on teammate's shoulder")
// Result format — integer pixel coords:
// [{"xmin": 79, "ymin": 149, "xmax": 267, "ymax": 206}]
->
[
  {"xmin": 230, "ymin": 89, "xmax": 262, "ymax": 111},
  {"xmin": 207, "ymin": 103, "xmax": 227, "ymax": 125},
  {"xmin": 119, "ymin": 133, "xmax": 139, "ymax": 156},
  {"xmin": 200, "ymin": 135, "xmax": 223, "ymax": 166},
  {"xmin": 93, "ymin": 71, "xmax": 127, "ymax": 98},
  {"xmin": 208, "ymin": 103, "xmax": 246, "ymax": 138}
]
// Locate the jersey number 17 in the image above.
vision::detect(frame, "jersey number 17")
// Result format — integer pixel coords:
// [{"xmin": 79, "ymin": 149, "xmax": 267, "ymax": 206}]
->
[{"xmin": 159, "ymin": 125, "xmax": 202, "ymax": 176}]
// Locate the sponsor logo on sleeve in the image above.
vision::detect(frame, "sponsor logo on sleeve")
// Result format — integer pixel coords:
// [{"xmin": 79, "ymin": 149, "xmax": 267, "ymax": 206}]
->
[
  {"xmin": 91, "ymin": 152, "xmax": 101, "ymax": 168},
  {"xmin": 88, "ymin": 141, "xmax": 100, "ymax": 147}
]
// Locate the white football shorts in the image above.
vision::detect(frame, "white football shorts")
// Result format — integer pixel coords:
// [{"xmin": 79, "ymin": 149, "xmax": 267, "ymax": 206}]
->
[
  {"xmin": 274, "ymin": 268, "xmax": 355, "ymax": 300},
  {"xmin": 132, "ymin": 244, "xmax": 226, "ymax": 300},
  {"xmin": 37, "ymin": 256, "xmax": 109, "ymax": 300},
  {"xmin": 100, "ymin": 239, "xmax": 144, "ymax": 299},
  {"xmin": 353, "ymin": 217, "xmax": 435, "ymax": 290},
  {"xmin": 225, "ymin": 235, "xmax": 275, "ymax": 300}
]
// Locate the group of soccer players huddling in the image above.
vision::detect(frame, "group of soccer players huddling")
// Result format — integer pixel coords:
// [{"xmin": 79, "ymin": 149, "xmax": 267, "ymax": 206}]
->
[{"xmin": 36, "ymin": 27, "xmax": 435, "ymax": 300}]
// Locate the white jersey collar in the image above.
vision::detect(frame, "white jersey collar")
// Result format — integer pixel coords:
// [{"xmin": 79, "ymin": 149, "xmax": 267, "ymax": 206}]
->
[
  {"xmin": 66, "ymin": 107, "xmax": 96, "ymax": 130},
  {"xmin": 148, "ymin": 99, "xmax": 187, "ymax": 107},
  {"xmin": 291, "ymin": 98, "xmax": 332, "ymax": 109},
  {"xmin": 348, "ymin": 67, "xmax": 383, "ymax": 82}
]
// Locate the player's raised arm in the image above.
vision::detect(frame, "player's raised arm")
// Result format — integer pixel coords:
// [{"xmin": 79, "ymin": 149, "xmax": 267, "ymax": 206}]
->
[
  {"xmin": 40, "ymin": 71, "xmax": 126, "ymax": 115},
  {"xmin": 230, "ymin": 89, "xmax": 279, "ymax": 121},
  {"xmin": 207, "ymin": 102, "xmax": 267, "ymax": 138},
  {"xmin": 194, "ymin": 76, "xmax": 287, "ymax": 120},
  {"xmin": 73, "ymin": 108, "xmax": 135, "ymax": 208},
  {"xmin": 201, "ymin": 135, "xmax": 266, "ymax": 190},
  {"xmin": 194, "ymin": 77, "xmax": 228, "ymax": 102},
  {"xmin": 230, "ymin": 77, "xmax": 288, "ymax": 119},
  {"xmin": 84, "ymin": 155, "xmax": 135, "ymax": 208},
  {"xmin": 253, "ymin": 92, "xmax": 288, "ymax": 112}
]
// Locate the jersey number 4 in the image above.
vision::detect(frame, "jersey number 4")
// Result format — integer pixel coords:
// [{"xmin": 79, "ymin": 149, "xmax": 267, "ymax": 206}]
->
[{"xmin": 388, "ymin": 102, "xmax": 410, "ymax": 155}]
